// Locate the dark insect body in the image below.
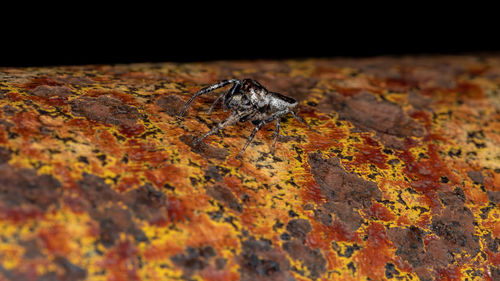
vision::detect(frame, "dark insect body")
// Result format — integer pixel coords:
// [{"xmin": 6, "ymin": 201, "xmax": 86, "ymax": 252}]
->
[{"xmin": 178, "ymin": 79, "xmax": 314, "ymax": 157}]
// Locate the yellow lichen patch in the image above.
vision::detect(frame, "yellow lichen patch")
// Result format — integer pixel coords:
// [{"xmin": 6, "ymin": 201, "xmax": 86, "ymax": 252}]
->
[{"xmin": 0, "ymin": 243, "xmax": 24, "ymax": 270}]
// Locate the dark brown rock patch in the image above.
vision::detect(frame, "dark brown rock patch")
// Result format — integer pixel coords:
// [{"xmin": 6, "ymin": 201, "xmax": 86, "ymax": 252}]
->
[
  {"xmin": 206, "ymin": 185, "xmax": 242, "ymax": 212},
  {"xmin": 282, "ymin": 238, "xmax": 326, "ymax": 279},
  {"xmin": 180, "ymin": 135, "xmax": 228, "ymax": 160},
  {"xmin": 0, "ymin": 164, "xmax": 61, "ymax": 211},
  {"xmin": 0, "ymin": 147, "xmax": 12, "ymax": 164},
  {"xmin": 308, "ymin": 152, "xmax": 381, "ymax": 232},
  {"xmin": 70, "ymin": 95, "xmax": 139, "ymax": 127},
  {"xmin": 318, "ymin": 92, "xmax": 425, "ymax": 148},
  {"xmin": 30, "ymin": 85, "xmax": 73, "ymax": 98},
  {"xmin": 156, "ymin": 95, "xmax": 185, "ymax": 116},
  {"xmin": 239, "ymin": 238, "xmax": 292, "ymax": 281}
]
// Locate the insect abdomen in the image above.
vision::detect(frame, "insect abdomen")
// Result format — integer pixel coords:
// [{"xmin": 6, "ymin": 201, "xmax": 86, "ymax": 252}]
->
[
  {"xmin": 269, "ymin": 92, "xmax": 298, "ymax": 110},
  {"xmin": 271, "ymin": 92, "xmax": 297, "ymax": 104}
]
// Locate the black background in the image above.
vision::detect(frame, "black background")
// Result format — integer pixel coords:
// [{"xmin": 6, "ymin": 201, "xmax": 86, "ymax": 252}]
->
[{"xmin": 2, "ymin": 7, "xmax": 499, "ymax": 67}]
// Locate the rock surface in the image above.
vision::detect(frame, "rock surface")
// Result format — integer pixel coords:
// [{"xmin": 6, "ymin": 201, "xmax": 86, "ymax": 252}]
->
[{"xmin": 0, "ymin": 57, "xmax": 499, "ymax": 280}]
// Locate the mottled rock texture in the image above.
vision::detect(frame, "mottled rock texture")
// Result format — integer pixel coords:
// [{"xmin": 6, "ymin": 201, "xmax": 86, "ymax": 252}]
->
[{"xmin": 0, "ymin": 57, "xmax": 499, "ymax": 280}]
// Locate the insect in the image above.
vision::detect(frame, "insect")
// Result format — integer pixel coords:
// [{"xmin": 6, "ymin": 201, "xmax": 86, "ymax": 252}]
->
[{"xmin": 178, "ymin": 79, "xmax": 315, "ymax": 156}]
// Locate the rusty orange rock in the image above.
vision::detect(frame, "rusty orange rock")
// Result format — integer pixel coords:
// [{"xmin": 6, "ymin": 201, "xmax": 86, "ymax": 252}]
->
[{"xmin": 0, "ymin": 56, "xmax": 499, "ymax": 280}]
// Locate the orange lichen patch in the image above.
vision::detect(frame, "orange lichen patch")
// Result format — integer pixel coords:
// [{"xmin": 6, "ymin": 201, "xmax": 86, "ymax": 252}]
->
[
  {"xmin": 0, "ymin": 206, "xmax": 45, "ymax": 223},
  {"xmin": 6, "ymin": 92, "xmax": 24, "ymax": 102},
  {"xmin": 38, "ymin": 223, "xmax": 72, "ymax": 256},
  {"xmin": 18, "ymin": 77, "xmax": 65, "ymax": 90},
  {"xmin": 0, "ymin": 131, "xmax": 7, "ymax": 145},
  {"xmin": 482, "ymin": 212, "xmax": 500, "ymax": 238},
  {"xmin": 166, "ymin": 196, "xmax": 191, "ymax": 223},
  {"xmin": 300, "ymin": 181, "xmax": 327, "ymax": 205},
  {"xmin": 119, "ymin": 123, "xmax": 146, "ymax": 137},
  {"xmin": 11, "ymin": 111, "xmax": 42, "ymax": 137},
  {"xmin": 116, "ymin": 176, "xmax": 142, "ymax": 192},
  {"xmin": 364, "ymin": 201, "xmax": 396, "ymax": 222},
  {"xmin": 1, "ymin": 56, "xmax": 499, "ymax": 280},
  {"xmin": 352, "ymin": 135, "xmax": 389, "ymax": 170},
  {"xmin": 142, "ymin": 240, "xmax": 183, "ymax": 261},
  {"xmin": 486, "ymin": 248, "xmax": 500, "ymax": 267},
  {"xmin": 144, "ymin": 165, "xmax": 184, "ymax": 189},
  {"xmin": 397, "ymin": 142, "xmax": 458, "ymax": 213},
  {"xmin": 465, "ymin": 184, "xmax": 490, "ymax": 206},
  {"xmin": 354, "ymin": 223, "xmax": 395, "ymax": 280},
  {"xmin": 307, "ymin": 221, "xmax": 360, "ymax": 247}
]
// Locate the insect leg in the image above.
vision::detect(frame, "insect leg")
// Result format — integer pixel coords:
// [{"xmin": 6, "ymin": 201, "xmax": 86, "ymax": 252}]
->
[
  {"xmin": 178, "ymin": 79, "xmax": 238, "ymax": 117},
  {"xmin": 206, "ymin": 80, "xmax": 241, "ymax": 114},
  {"xmin": 270, "ymin": 118, "xmax": 281, "ymax": 154},
  {"xmin": 222, "ymin": 82, "xmax": 241, "ymax": 111},
  {"xmin": 238, "ymin": 122, "xmax": 265, "ymax": 157},
  {"xmin": 206, "ymin": 92, "xmax": 225, "ymax": 114},
  {"xmin": 193, "ymin": 111, "xmax": 243, "ymax": 146},
  {"xmin": 238, "ymin": 110, "xmax": 288, "ymax": 157},
  {"xmin": 291, "ymin": 111, "xmax": 319, "ymax": 133}
]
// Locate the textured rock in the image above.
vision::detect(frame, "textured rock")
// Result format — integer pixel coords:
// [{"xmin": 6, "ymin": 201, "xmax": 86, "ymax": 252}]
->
[{"xmin": 0, "ymin": 56, "xmax": 499, "ymax": 280}]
